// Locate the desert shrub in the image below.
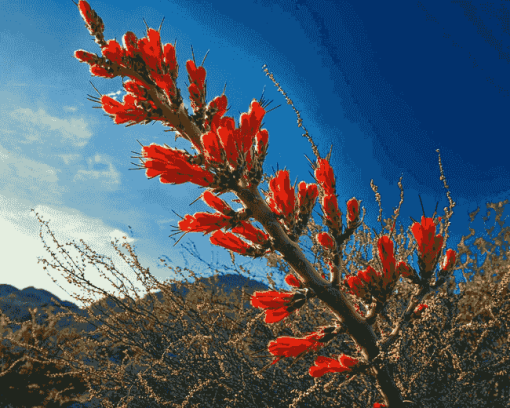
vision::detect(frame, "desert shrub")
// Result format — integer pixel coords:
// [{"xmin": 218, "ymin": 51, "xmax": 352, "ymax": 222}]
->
[
  {"xmin": 0, "ymin": 304, "xmax": 101, "ymax": 407},
  {"xmin": 0, "ymin": 196, "xmax": 507, "ymax": 407}
]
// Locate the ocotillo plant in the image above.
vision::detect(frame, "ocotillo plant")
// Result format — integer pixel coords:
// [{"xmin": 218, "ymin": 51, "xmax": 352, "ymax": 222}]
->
[{"xmin": 0, "ymin": 0, "xmax": 508, "ymax": 406}]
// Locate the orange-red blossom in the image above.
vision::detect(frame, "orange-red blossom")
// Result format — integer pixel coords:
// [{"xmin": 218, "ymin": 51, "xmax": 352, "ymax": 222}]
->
[{"xmin": 345, "ymin": 216, "xmax": 457, "ymax": 304}]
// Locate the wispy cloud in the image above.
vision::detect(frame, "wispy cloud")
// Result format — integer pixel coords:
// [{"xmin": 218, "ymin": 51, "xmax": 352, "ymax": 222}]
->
[
  {"xmin": 73, "ymin": 153, "xmax": 121, "ymax": 190},
  {"xmin": 8, "ymin": 107, "xmax": 93, "ymax": 148}
]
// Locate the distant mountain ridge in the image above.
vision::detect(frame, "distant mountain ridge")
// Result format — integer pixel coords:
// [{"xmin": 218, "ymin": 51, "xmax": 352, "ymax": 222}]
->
[{"xmin": 0, "ymin": 273, "xmax": 273, "ymax": 335}]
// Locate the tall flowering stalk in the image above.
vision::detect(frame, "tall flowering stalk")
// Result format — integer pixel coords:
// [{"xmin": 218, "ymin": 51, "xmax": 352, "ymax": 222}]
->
[{"xmin": 74, "ymin": 2, "xmax": 460, "ymax": 405}]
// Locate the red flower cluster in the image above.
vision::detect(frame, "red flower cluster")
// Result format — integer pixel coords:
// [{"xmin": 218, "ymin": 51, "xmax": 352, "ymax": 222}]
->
[
  {"xmin": 344, "ymin": 235, "xmax": 399, "ymax": 303},
  {"xmin": 77, "ymin": 0, "xmax": 105, "ymax": 46},
  {"xmin": 250, "ymin": 273, "xmax": 359, "ymax": 378},
  {"xmin": 412, "ymin": 216, "xmax": 444, "ymax": 274},
  {"xmin": 250, "ymin": 290, "xmax": 300, "ymax": 324},
  {"xmin": 176, "ymin": 190, "xmax": 270, "ymax": 256},
  {"xmin": 316, "ymin": 232, "xmax": 335, "ymax": 250},
  {"xmin": 75, "ymin": 26, "xmax": 182, "ymax": 117},
  {"xmin": 309, "ymin": 352, "xmax": 359, "ymax": 378},
  {"xmin": 297, "ymin": 181, "xmax": 319, "ymax": 216},
  {"xmin": 264, "ymin": 325, "xmax": 359, "ymax": 378},
  {"xmin": 249, "ymin": 272, "xmax": 327, "ymax": 325},
  {"xmin": 262, "ymin": 170, "xmax": 321, "ymax": 240},
  {"xmin": 200, "ymin": 99, "xmax": 269, "ymax": 175},
  {"xmin": 75, "ymin": 1, "xmax": 269, "ymax": 192},
  {"xmin": 345, "ymin": 216, "xmax": 457, "ymax": 305},
  {"xmin": 141, "ymin": 144, "xmax": 214, "ymax": 187}
]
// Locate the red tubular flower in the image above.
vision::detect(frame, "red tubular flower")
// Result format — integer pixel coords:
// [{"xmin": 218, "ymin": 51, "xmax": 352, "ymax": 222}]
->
[
  {"xmin": 346, "ymin": 197, "xmax": 360, "ymax": 225},
  {"xmin": 239, "ymin": 99, "xmax": 266, "ymax": 148},
  {"xmin": 207, "ymin": 95, "xmax": 228, "ymax": 133},
  {"xmin": 101, "ymin": 39, "xmax": 125, "ymax": 66},
  {"xmin": 267, "ymin": 170, "xmax": 296, "ymax": 226},
  {"xmin": 101, "ymin": 94, "xmax": 149, "ymax": 124},
  {"xmin": 138, "ymin": 28, "xmax": 163, "ymax": 74},
  {"xmin": 186, "ymin": 60, "xmax": 206, "ymax": 90},
  {"xmin": 152, "ymin": 71, "xmax": 177, "ymax": 101},
  {"xmin": 268, "ymin": 336, "xmax": 319, "ymax": 363},
  {"xmin": 235, "ymin": 99, "xmax": 266, "ymax": 169},
  {"xmin": 231, "ymin": 221, "xmax": 269, "ymax": 245},
  {"xmin": 322, "ymin": 194, "xmax": 342, "ymax": 233},
  {"xmin": 316, "ymin": 232, "xmax": 335, "ymax": 250},
  {"xmin": 346, "ymin": 276, "xmax": 369, "ymax": 299},
  {"xmin": 141, "ymin": 143, "xmax": 214, "ymax": 187},
  {"xmin": 122, "ymin": 78, "xmax": 149, "ymax": 100},
  {"xmin": 178, "ymin": 212, "xmax": 231, "ymax": 234},
  {"xmin": 74, "ymin": 50, "xmax": 99, "ymax": 64},
  {"xmin": 267, "ymin": 327, "xmax": 338, "ymax": 368},
  {"xmin": 285, "ymin": 273, "xmax": 303, "ymax": 288},
  {"xmin": 201, "ymin": 131, "xmax": 223, "ymax": 165},
  {"xmin": 357, "ymin": 265, "xmax": 380, "ymax": 286},
  {"xmin": 298, "ymin": 182, "xmax": 319, "ymax": 208},
  {"xmin": 201, "ymin": 190, "xmax": 233, "ymax": 215},
  {"xmin": 314, "ymin": 158, "xmax": 337, "ymax": 196},
  {"xmin": 163, "ymin": 42, "xmax": 178, "ymax": 77},
  {"xmin": 415, "ymin": 304, "xmax": 428, "ymax": 313},
  {"xmin": 188, "ymin": 83, "xmax": 202, "ymax": 111},
  {"xmin": 216, "ymin": 117, "xmax": 239, "ymax": 168},
  {"xmin": 78, "ymin": 0, "xmax": 94, "ymax": 26},
  {"xmin": 378, "ymin": 236, "xmax": 397, "ymax": 290},
  {"xmin": 255, "ymin": 129, "xmax": 269, "ymax": 156},
  {"xmin": 413, "ymin": 303, "xmax": 429, "ymax": 319},
  {"xmin": 78, "ymin": 0, "xmax": 104, "ymax": 36},
  {"xmin": 250, "ymin": 291, "xmax": 296, "ymax": 323},
  {"xmin": 411, "ymin": 216, "xmax": 444, "ymax": 273},
  {"xmin": 374, "ymin": 404, "xmax": 388, "ymax": 408},
  {"xmin": 122, "ymin": 31, "xmax": 140, "ymax": 59},
  {"xmin": 90, "ymin": 65, "xmax": 116, "ymax": 78},
  {"xmin": 204, "ymin": 100, "xmax": 267, "ymax": 171},
  {"xmin": 309, "ymin": 354, "xmax": 358, "ymax": 378},
  {"xmin": 186, "ymin": 60, "xmax": 206, "ymax": 111},
  {"xmin": 441, "ymin": 249, "xmax": 457, "ymax": 272},
  {"xmin": 210, "ymin": 230, "xmax": 251, "ymax": 255}
]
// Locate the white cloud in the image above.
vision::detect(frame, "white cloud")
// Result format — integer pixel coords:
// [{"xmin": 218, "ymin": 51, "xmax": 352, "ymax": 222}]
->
[
  {"xmin": 0, "ymin": 143, "xmax": 67, "ymax": 206},
  {"xmin": 0, "ymin": 197, "xmax": 162, "ymax": 309},
  {"xmin": 8, "ymin": 107, "xmax": 92, "ymax": 148},
  {"xmin": 105, "ymin": 90, "xmax": 123, "ymax": 101},
  {"xmin": 59, "ymin": 154, "xmax": 82, "ymax": 166},
  {"xmin": 72, "ymin": 153, "xmax": 121, "ymax": 190}
]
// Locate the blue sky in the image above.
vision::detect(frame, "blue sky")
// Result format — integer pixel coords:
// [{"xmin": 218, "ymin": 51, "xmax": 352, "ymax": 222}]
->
[{"xmin": 1, "ymin": 0, "xmax": 508, "ymax": 308}]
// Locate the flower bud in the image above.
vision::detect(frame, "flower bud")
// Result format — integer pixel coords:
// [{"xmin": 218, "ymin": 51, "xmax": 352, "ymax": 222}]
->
[{"xmin": 346, "ymin": 197, "xmax": 360, "ymax": 225}]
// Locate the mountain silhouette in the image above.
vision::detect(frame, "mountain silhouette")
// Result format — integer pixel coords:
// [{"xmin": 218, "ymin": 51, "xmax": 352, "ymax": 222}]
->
[{"xmin": 0, "ymin": 273, "xmax": 272, "ymax": 333}]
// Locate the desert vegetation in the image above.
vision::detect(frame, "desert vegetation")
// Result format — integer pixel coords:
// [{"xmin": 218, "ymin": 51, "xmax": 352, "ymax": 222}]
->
[
  {"xmin": 0, "ymin": 195, "xmax": 508, "ymax": 407},
  {"xmin": 0, "ymin": 1, "xmax": 508, "ymax": 405}
]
